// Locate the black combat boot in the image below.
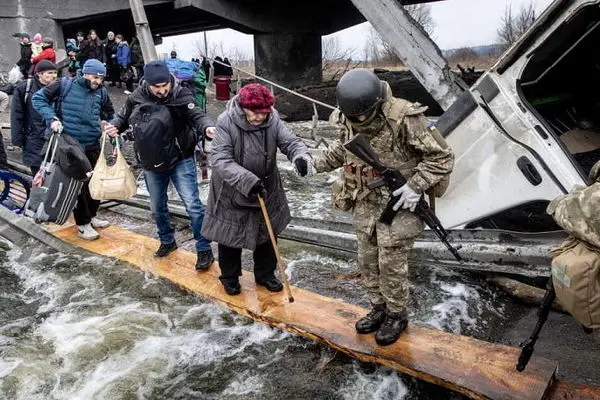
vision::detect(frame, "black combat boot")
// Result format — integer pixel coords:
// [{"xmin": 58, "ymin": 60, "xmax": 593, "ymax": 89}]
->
[
  {"xmin": 355, "ymin": 303, "xmax": 387, "ymax": 334},
  {"xmin": 375, "ymin": 309, "xmax": 409, "ymax": 346}
]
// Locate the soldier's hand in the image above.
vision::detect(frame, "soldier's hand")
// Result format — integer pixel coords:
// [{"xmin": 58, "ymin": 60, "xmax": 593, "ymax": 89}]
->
[{"xmin": 392, "ymin": 184, "xmax": 421, "ymax": 212}]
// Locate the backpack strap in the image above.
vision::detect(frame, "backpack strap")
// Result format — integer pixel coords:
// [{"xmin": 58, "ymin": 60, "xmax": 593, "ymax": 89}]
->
[
  {"xmin": 55, "ymin": 77, "xmax": 74, "ymax": 120},
  {"xmin": 23, "ymin": 78, "xmax": 33, "ymax": 103}
]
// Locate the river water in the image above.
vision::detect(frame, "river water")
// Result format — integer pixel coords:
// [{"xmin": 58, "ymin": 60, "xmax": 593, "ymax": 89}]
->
[{"xmin": 0, "ymin": 139, "xmax": 515, "ymax": 400}]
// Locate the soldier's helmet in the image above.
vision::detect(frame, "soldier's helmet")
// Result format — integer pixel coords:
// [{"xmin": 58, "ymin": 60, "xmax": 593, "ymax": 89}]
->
[{"xmin": 336, "ymin": 68, "xmax": 385, "ymax": 117}]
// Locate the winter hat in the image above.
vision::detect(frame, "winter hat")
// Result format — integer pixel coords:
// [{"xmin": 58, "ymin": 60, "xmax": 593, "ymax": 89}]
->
[
  {"xmin": 42, "ymin": 37, "xmax": 54, "ymax": 48},
  {"xmin": 35, "ymin": 60, "xmax": 57, "ymax": 73},
  {"xmin": 238, "ymin": 83, "xmax": 275, "ymax": 113},
  {"xmin": 81, "ymin": 59, "xmax": 106, "ymax": 76},
  {"xmin": 33, "ymin": 33, "xmax": 42, "ymax": 43},
  {"xmin": 144, "ymin": 61, "xmax": 171, "ymax": 84}
]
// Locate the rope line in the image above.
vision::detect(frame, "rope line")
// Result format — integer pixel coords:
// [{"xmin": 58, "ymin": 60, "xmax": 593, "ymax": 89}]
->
[{"xmin": 206, "ymin": 57, "xmax": 337, "ymax": 111}]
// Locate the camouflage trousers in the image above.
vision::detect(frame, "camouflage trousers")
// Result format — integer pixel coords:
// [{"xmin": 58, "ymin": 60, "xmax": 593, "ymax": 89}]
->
[{"xmin": 353, "ymin": 201, "xmax": 423, "ymax": 313}]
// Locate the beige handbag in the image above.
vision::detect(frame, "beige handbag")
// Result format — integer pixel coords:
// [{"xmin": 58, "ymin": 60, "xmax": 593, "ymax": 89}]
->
[{"xmin": 89, "ymin": 131, "xmax": 137, "ymax": 200}]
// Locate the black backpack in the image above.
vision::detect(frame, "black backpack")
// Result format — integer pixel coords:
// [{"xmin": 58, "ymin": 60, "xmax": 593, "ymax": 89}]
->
[{"xmin": 128, "ymin": 102, "xmax": 182, "ymax": 171}]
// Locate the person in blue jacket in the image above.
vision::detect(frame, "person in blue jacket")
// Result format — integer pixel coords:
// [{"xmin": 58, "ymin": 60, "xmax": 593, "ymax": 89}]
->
[
  {"xmin": 116, "ymin": 34, "xmax": 133, "ymax": 91},
  {"xmin": 32, "ymin": 59, "xmax": 115, "ymax": 240}
]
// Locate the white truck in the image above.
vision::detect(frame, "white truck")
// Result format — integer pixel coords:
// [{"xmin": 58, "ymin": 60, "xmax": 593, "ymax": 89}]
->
[{"xmin": 305, "ymin": 0, "xmax": 600, "ymax": 276}]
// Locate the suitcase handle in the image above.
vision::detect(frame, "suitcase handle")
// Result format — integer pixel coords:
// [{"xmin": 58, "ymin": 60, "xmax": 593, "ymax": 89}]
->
[{"xmin": 51, "ymin": 182, "xmax": 63, "ymax": 208}]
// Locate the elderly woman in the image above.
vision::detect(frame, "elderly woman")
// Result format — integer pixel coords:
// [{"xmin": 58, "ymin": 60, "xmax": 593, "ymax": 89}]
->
[{"xmin": 201, "ymin": 83, "xmax": 315, "ymax": 295}]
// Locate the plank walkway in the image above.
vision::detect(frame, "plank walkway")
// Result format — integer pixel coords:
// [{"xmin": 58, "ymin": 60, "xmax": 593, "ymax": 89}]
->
[{"xmin": 46, "ymin": 224, "xmax": 564, "ymax": 400}]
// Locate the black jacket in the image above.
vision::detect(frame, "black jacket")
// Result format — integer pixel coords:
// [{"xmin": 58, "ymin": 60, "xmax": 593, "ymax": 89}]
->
[
  {"xmin": 105, "ymin": 39, "xmax": 118, "ymax": 66},
  {"xmin": 78, "ymin": 39, "xmax": 105, "ymax": 64},
  {"xmin": 10, "ymin": 77, "xmax": 48, "ymax": 167},
  {"xmin": 17, "ymin": 43, "xmax": 33, "ymax": 72},
  {"xmin": 110, "ymin": 76, "xmax": 214, "ymax": 167}
]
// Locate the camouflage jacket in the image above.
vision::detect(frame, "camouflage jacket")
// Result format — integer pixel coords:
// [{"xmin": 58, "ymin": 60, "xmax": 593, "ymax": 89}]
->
[
  {"xmin": 547, "ymin": 159, "xmax": 600, "ymax": 249},
  {"xmin": 313, "ymin": 82, "xmax": 454, "ymax": 209}
]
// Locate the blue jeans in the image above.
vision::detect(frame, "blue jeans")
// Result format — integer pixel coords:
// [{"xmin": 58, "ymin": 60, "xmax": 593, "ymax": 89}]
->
[{"xmin": 144, "ymin": 157, "xmax": 211, "ymax": 252}]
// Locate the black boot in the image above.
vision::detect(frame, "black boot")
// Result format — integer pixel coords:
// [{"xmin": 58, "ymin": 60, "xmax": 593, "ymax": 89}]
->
[
  {"xmin": 355, "ymin": 303, "xmax": 387, "ymax": 334},
  {"xmin": 195, "ymin": 249, "xmax": 214, "ymax": 271},
  {"xmin": 375, "ymin": 309, "xmax": 409, "ymax": 346},
  {"xmin": 256, "ymin": 277, "xmax": 283, "ymax": 292},
  {"xmin": 154, "ymin": 241, "xmax": 177, "ymax": 257},
  {"xmin": 221, "ymin": 279, "xmax": 241, "ymax": 295}
]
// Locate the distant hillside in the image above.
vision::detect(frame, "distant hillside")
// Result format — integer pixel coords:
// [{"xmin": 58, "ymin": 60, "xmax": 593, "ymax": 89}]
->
[{"xmin": 443, "ymin": 44, "xmax": 504, "ymax": 58}]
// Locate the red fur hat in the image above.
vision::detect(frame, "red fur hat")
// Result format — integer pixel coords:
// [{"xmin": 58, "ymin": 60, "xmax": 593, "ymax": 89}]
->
[{"xmin": 238, "ymin": 83, "xmax": 275, "ymax": 113}]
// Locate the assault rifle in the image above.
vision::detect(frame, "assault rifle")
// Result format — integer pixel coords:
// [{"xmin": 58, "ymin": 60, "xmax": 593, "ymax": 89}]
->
[
  {"xmin": 516, "ymin": 279, "xmax": 555, "ymax": 372},
  {"xmin": 343, "ymin": 134, "xmax": 462, "ymax": 262}
]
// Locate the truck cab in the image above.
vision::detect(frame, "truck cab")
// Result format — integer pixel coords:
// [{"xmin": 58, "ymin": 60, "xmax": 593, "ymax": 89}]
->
[{"xmin": 434, "ymin": 0, "xmax": 597, "ymax": 231}]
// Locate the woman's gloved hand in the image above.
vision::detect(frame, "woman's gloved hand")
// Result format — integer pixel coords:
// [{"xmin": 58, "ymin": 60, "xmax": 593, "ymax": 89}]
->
[
  {"xmin": 392, "ymin": 184, "xmax": 421, "ymax": 212},
  {"xmin": 293, "ymin": 153, "xmax": 316, "ymax": 177},
  {"xmin": 249, "ymin": 180, "xmax": 266, "ymax": 197}
]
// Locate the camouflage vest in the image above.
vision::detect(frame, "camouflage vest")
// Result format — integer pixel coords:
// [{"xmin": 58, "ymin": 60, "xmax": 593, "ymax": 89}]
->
[{"xmin": 331, "ymin": 97, "xmax": 433, "ymax": 210}]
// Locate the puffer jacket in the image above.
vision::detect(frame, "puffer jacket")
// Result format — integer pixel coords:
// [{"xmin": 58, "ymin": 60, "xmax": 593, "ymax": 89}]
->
[{"xmin": 31, "ymin": 76, "xmax": 115, "ymax": 148}]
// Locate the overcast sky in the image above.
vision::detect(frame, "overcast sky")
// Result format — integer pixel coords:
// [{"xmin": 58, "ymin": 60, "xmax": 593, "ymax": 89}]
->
[{"xmin": 157, "ymin": 0, "xmax": 554, "ymax": 60}]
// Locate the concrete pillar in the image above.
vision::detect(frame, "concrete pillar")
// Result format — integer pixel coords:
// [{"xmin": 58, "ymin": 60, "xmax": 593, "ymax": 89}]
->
[{"xmin": 254, "ymin": 33, "xmax": 322, "ymax": 89}]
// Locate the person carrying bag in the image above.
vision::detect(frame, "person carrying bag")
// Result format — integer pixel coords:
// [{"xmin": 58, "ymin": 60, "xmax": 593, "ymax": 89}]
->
[{"xmin": 89, "ymin": 128, "xmax": 136, "ymax": 200}]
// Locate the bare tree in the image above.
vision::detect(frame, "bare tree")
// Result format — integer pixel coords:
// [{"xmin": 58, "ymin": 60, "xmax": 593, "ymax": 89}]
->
[
  {"xmin": 193, "ymin": 38, "xmax": 207, "ymax": 57},
  {"xmin": 321, "ymin": 36, "xmax": 361, "ymax": 81},
  {"xmin": 497, "ymin": 1, "xmax": 536, "ymax": 47},
  {"xmin": 404, "ymin": 4, "xmax": 435, "ymax": 36},
  {"xmin": 363, "ymin": 4, "xmax": 435, "ymax": 65},
  {"xmin": 322, "ymin": 37, "xmax": 356, "ymax": 68}
]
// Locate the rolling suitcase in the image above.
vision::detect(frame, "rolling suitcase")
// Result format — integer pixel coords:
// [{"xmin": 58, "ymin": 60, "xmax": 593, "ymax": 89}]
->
[{"xmin": 25, "ymin": 130, "xmax": 86, "ymax": 225}]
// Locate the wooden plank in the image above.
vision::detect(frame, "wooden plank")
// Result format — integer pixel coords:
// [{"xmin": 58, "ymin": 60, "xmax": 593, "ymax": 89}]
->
[
  {"xmin": 546, "ymin": 380, "xmax": 600, "ymax": 400},
  {"xmin": 48, "ymin": 224, "xmax": 558, "ymax": 400}
]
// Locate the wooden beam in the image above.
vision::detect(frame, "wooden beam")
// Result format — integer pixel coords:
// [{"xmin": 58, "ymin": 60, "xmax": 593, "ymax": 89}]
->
[{"xmin": 47, "ymin": 224, "xmax": 560, "ymax": 400}]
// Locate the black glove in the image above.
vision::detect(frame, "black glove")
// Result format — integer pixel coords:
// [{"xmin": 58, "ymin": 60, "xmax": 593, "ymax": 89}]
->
[
  {"xmin": 294, "ymin": 157, "xmax": 308, "ymax": 177},
  {"xmin": 249, "ymin": 181, "xmax": 265, "ymax": 196}
]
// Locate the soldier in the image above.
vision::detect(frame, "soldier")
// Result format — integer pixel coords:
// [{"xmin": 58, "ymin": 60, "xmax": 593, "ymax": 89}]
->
[{"xmin": 312, "ymin": 68, "xmax": 454, "ymax": 345}]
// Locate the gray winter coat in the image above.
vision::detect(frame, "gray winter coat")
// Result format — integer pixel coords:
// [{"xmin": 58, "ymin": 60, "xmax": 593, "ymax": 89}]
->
[{"xmin": 201, "ymin": 96, "xmax": 309, "ymax": 250}]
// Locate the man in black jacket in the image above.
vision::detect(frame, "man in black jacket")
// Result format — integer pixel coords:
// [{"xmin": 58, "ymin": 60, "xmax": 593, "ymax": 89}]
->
[
  {"xmin": 11, "ymin": 60, "xmax": 58, "ymax": 175},
  {"xmin": 104, "ymin": 61, "xmax": 217, "ymax": 271}
]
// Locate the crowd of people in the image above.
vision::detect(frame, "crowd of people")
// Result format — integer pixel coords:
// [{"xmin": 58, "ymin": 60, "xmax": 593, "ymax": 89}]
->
[
  {"xmin": 15, "ymin": 30, "xmax": 144, "ymax": 92},
  {"xmin": 2, "ymin": 34, "xmax": 457, "ymax": 347}
]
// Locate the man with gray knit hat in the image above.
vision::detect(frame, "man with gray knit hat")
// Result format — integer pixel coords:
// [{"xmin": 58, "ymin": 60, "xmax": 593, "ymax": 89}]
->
[
  {"xmin": 104, "ymin": 61, "xmax": 217, "ymax": 271},
  {"xmin": 32, "ymin": 58, "xmax": 115, "ymax": 240}
]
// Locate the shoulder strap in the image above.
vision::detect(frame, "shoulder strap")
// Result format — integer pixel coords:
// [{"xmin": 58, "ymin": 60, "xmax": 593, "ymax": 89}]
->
[
  {"xmin": 55, "ymin": 77, "xmax": 73, "ymax": 119},
  {"xmin": 59, "ymin": 77, "xmax": 73, "ymax": 100},
  {"xmin": 99, "ymin": 85, "xmax": 108, "ymax": 107},
  {"xmin": 23, "ymin": 79, "xmax": 33, "ymax": 103}
]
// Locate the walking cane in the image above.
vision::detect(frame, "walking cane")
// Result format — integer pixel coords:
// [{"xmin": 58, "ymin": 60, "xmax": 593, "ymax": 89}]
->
[{"xmin": 258, "ymin": 195, "xmax": 294, "ymax": 303}]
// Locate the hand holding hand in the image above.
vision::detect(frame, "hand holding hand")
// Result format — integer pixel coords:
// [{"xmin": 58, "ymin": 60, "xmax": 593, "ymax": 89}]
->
[
  {"xmin": 205, "ymin": 126, "xmax": 216, "ymax": 139},
  {"xmin": 293, "ymin": 153, "xmax": 316, "ymax": 177},
  {"xmin": 392, "ymin": 184, "xmax": 421, "ymax": 212}
]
